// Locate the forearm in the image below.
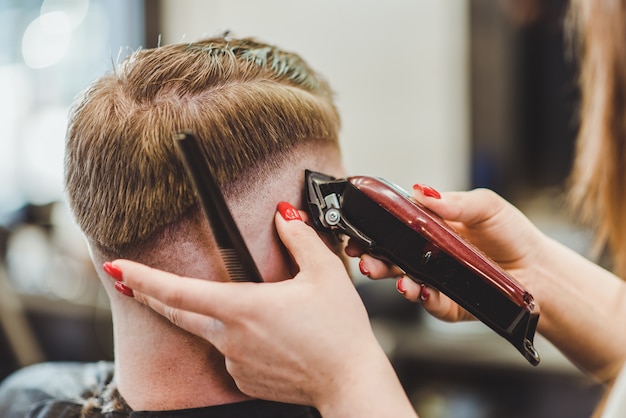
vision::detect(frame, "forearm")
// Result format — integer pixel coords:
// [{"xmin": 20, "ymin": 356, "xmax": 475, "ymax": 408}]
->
[
  {"xmin": 316, "ymin": 344, "xmax": 418, "ymax": 418},
  {"xmin": 532, "ymin": 235, "xmax": 626, "ymax": 382}
]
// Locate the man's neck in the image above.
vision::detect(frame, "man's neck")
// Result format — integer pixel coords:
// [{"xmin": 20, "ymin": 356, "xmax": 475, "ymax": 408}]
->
[{"xmin": 110, "ymin": 296, "xmax": 251, "ymax": 411}]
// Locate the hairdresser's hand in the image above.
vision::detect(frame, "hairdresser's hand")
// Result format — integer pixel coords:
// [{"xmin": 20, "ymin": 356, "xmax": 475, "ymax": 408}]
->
[
  {"xmin": 347, "ymin": 185, "xmax": 547, "ymax": 323},
  {"xmin": 107, "ymin": 202, "xmax": 417, "ymax": 418}
]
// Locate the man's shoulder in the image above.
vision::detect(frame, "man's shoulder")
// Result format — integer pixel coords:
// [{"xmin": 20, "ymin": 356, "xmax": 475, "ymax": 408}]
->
[
  {"xmin": 0, "ymin": 363, "xmax": 321, "ymax": 418},
  {"xmin": 0, "ymin": 361, "xmax": 118, "ymax": 418}
]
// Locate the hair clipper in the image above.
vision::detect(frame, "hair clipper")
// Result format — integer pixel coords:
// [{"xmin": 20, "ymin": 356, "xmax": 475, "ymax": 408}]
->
[{"xmin": 304, "ymin": 170, "xmax": 540, "ymax": 366}]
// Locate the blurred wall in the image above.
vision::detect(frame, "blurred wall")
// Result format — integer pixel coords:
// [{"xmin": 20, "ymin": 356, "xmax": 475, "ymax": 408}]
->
[{"xmin": 158, "ymin": 0, "xmax": 470, "ymax": 191}]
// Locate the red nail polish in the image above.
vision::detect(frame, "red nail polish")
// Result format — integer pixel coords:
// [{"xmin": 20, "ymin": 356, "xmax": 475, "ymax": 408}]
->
[
  {"xmin": 115, "ymin": 281, "xmax": 134, "ymax": 297},
  {"xmin": 277, "ymin": 201, "xmax": 302, "ymax": 221},
  {"xmin": 412, "ymin": 184, "xmax": 441, "ymax": 199},
  {"xmin": 103, "ymin": 262, "xmax": 123, "ymax": 281},
  {"xmin": 396, "ymin": 277, "xmax": 406, "ymax": 294},
  {"xmin": 420, "ymin": 284, "xmax": 430, "ymax": 301},
  {"xmin": 358, "ymin": 258, "xmax": 370, "ymax": 277}
]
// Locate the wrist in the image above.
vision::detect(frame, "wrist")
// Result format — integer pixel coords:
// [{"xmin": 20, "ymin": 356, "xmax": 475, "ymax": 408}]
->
[{"xmin": 314, "ymin": 342, "xmax": 418, "ymax": 418}]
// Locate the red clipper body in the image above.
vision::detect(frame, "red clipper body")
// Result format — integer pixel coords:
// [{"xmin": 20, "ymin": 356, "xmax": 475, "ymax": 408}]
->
[{"xmin": 305, "ymin": 170, "xmax": 540, "ymax": 366}]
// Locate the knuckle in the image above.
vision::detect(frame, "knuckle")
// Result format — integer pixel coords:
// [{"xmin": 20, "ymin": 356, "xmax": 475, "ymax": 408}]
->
[
  {"xmin": 163, "ymin": 306, "xmax": 181, "ymax": 327},
  {"xmin": 132, "ymin": 291, "xmax": 148, "ymax": 305},
  {"xmin": 162, "ymin": 287, "xmax": 185, "ymax": 309},
  {"xmin": 472, "ymin": 187, "xmax": 500, "ymax": 205},
  {"xmin": 290, "ymin": 224, "xmax": 316, "ymax": 242}
]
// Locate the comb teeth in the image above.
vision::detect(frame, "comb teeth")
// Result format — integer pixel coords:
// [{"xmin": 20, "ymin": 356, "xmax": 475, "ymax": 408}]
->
[{"xmin": 219, "ymin": 248, "xmax": 253, "ymax": 282}]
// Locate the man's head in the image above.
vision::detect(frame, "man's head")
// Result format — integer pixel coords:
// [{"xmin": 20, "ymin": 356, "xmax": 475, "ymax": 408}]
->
[{"xmin": 64, "ymin": 36, "xmax": 342, "ymax": 269}]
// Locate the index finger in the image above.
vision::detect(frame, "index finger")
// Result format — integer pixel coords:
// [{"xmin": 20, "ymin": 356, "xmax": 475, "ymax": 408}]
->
[{"xmin": 112, "ymin": 259, "xmax": 255, "ymax": 320}]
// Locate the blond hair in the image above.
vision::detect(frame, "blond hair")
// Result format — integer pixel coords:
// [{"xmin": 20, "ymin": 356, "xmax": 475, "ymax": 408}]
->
[
  {"xmin": 566, "ymin": 2, "xmax": 626, "ymax": 412},
  {"xmin": 64, "ymin": 36, "xmax": 340, "ymax": 257},
  {"xmin": 567, "ymin": 0, "xmax": 626, "ymax": 277}
]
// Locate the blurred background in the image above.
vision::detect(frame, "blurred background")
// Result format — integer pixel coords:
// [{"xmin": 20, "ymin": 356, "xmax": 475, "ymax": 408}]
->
[{"xmin": 0, "ymin": 0, "xmax": 603, "ymax": 417}]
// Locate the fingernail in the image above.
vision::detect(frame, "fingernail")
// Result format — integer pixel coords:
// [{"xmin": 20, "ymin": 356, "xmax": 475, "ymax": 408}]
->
[
  {"xmin": 412, "ymin": 184, "xmax": 441, "ymax": 199},
  {"xmin": 103, "ymin": 262, "xmax": 123, "ymax": 281},
  {"xmin": 420, "ymin": 284, "xmax": 430, "ymax": 301},
  {"xmin": 115, "ymin": 281, "xmax": 134, "ymax": 297},
  {"xmin": 358, "ymin": 258, "xmax": 370, "ymax": 277},
  {"xmin": 277, "ymin": 201, "xmax": 302, "ymax": 221},
  {"xmin": 396, "ymin": 277, "xmax": 406, "ymax": 294}
]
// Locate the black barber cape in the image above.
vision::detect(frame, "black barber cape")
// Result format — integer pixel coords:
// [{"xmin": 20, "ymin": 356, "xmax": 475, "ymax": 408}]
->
[{"xmin": 0, "ymin": 362, "xmax": 321, "ymax": 418}]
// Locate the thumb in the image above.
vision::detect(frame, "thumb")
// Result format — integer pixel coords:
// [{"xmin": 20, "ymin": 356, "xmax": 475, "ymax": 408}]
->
[{"xmin": 274, "ymin": 202, "xmax": 345, "ymax": 276}]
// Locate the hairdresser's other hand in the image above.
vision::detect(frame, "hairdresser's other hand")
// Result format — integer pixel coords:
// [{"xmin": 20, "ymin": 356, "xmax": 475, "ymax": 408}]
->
[
  {"xmin": 347, "ymin": 185, "xmax": 546, "ymax": 323},
  {"xmin": 107, "ymin": 202, "xmax": 417, "ymax": 418}
]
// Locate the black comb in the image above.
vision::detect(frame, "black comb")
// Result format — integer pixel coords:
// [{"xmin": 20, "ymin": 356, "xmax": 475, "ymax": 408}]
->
[{"xmin": 174, "ymin": 132, "xmax": 263, "ymax": 282}]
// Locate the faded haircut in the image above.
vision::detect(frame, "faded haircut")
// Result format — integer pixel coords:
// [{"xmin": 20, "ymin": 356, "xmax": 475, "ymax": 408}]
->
[{"xmin": 64, "ymin": 36, "xmax": 341, "ymax": 257}]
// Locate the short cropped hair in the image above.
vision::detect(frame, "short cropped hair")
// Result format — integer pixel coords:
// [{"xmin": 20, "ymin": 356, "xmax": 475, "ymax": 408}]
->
[{"xmin": 64, "ymin": 36, "xmax": 340, "ymax": 257}]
